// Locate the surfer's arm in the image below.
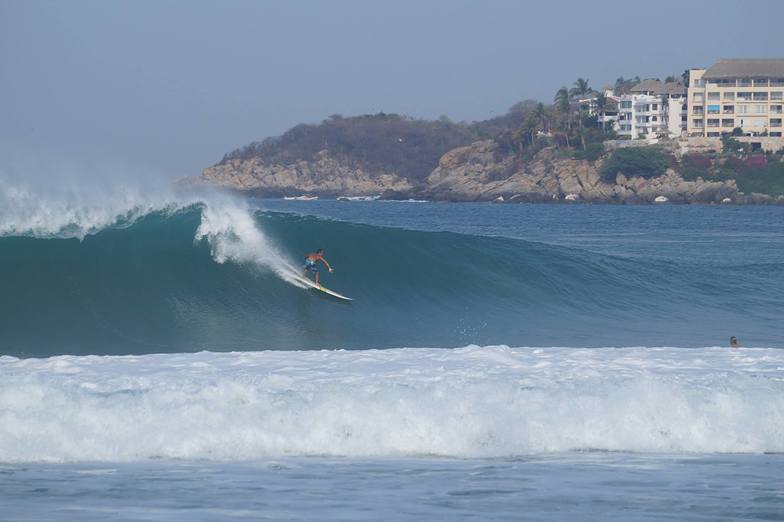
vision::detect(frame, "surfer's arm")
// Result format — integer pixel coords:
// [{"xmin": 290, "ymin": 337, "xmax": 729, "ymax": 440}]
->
[{"xmin": 320, "ymin": 258, "xmax": 333, "ymax": 271}]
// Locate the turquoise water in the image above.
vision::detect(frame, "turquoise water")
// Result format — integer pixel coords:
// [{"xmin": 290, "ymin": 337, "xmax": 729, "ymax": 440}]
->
[
  {"xmin": 1, "ymin": 201, "xmax": 782, "ymax": 356},
  {"xmin": 1, "ymin": 197, "xmax": 783, "ymax": 520}
]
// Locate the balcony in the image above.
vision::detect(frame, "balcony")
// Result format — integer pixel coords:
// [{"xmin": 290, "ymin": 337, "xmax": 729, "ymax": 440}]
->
[
  {"xmin": 737, "ymin": 80, "xmax": 752, "ymax": 87},
  {"xmin": 771, "ymin": 107, "xmax": 784, "ymax": 114},
  {"xmin": 771, "ymin": 120, "xmax": 783, "ymax": 128},
  {"xmin": 771, "ymin": 80, "xmax": 784, "ymax": 87},
  {"xmin": 723, "ymin": 109, "xmax": 734, "ymax": 114},
  {"xmin": 722, "ymin": 120, "xmax": 735, "ymax": 127}
]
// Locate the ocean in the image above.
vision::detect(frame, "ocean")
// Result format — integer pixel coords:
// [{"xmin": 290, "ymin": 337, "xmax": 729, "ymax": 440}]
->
[{"xmin": 1, "ymin": 192, "xmax": 783, "ymax": 520}]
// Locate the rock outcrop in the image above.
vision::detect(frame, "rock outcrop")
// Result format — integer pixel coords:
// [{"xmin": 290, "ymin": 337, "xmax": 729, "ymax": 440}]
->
[
  {"xmin": 196, "ymin": 139, "xmax": 762, "ymax": 204},
  {"xmin": 201, "ymin": 150, "xmax": 413, "ymax": 197},
  {"xmin": 421, "ymin": 141, "xmax": 738, "ymax": 204}
]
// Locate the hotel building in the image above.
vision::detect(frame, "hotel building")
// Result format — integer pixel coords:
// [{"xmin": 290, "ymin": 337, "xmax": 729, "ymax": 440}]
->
[
  {"xmin": 687, "ymin": 59, "xmax": 784, "ymax": 138},
  {"xmin": 616, "ymin": 80, "xmax": 687, "ymax": 139}
]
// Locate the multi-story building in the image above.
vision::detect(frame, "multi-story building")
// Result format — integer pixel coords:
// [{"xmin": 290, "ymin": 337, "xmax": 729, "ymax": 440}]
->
[
  {"xmin": 616, "ymin": 80, "xmax": 687, "ymax": 139},
  {"xmin": 687, "ymin": 58, "xmax": 784, "ymax": 138}
]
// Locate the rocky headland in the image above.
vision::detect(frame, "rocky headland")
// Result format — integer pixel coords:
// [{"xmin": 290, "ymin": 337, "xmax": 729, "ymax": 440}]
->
[
  {"xmin": 191, "ymin": 112, "xmax": 783, "ymax": 204},
  {"xmin": 196, "ymin": 140, "xmax": 765, "ymax": 204}
]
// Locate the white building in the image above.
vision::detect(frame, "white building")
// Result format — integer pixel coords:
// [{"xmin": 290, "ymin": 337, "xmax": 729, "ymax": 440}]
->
[{"xmin": 615, "ymin": 80, "xmax": 687, "ymax": 139}]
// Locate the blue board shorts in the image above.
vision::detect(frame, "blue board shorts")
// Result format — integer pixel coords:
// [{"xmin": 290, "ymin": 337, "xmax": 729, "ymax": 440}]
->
[{"xmin": 304, "ymin": 259, "xmax": 318, "ymax": 273}]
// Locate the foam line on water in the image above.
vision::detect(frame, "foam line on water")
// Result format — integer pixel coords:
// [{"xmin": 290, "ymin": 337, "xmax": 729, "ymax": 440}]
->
[{"xmin": 1, "ymin": 346, "xmax": 782, "ymax": 462}]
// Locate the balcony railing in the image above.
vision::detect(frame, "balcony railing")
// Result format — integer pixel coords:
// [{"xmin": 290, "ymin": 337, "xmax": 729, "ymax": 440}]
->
[
  {"xmin": 771, "ymin": 121, "xmax": 783, "ymax": 128},
  {"xmin": 771, "ymin": 80, "xmax": 784, "ymax": 87},
  {"xmin": 723, "ymin": 109, "xmax": 734, "ymax": 114}
]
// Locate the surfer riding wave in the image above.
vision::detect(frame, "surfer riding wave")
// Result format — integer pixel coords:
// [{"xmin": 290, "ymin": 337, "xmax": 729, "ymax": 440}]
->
[{"xmin": 304, "ymin": 248, "xmax": 333, "ymax": 286}]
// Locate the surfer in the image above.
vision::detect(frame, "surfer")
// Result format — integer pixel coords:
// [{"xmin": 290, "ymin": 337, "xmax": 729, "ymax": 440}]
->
[
  {"xmin": 730, "ymin": 336, "xmax": 740, "ymax": 349},
  {"xmin": 304, "ymin": 249, "xmax": 333, "ymax": 286}
]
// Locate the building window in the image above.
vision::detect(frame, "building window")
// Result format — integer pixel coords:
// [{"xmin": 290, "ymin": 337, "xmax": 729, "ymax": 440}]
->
[
  {"xmin": 737, "ymin": 92, "xmax": 752, "ymax": 101},
  {"xmin": 737, "ymin": 105, "xmax": 749, "ymax": 114},
  {"xmin": 707, "ymin": 132, "xmax": 721, "ymax": 137},
  {"xmin": 707, "ymin": 105, "xmax": 720, "ymax": 114},
  {"xmin": 771, "ymin": 119, "xmax": 782, "ymax": 127},
  {"xmin": 722, "ymin": 119, "xmax": 734, "ymax": 127},
  {"xmin": 693, "ymin": 106, "xmax": 704, "ymax": 115},
  {"xmin": 621, "ymin": 101, "xmax": 632, "ymax": 109},
  {"xmin": 755, "ymin": 105, "xmax": 767, "ymax": 114},
  {"xmin": 771, "ymin": 91, "xmax": 783, "ymax": 100},
  {"xmin": 724, "ymin": 92, "xmax": 735, "ymax": 100},
  {"xmin": 771, "ymin": 105, "xmax": 783, "ymax": 114},
  {"xmin": 692, "ymin": 119, "xmax": 704, "ymax": 128},
  {"xmin": 771, "ymin": 132, "xmax": 782, "ymax": 137},
  {"xmin": 652, "ymin": 116, "xmax": 658, "ymax": 122},
  {"xmin": 738, "ymin": 78, "xmax": 752, "ymax": 87},
  {"xmin": 707, "ymin": 92, "xmax": 720, "ymax": 101},
  {"xmin": 693, "ymin": 93, "xmax": 705, "ymax": 102},
  {"xmin": 707, "ymin": 119, "xmax": 720, "ymax": 127},
  {"xmin": 752, "ymin": 79, "xmax": 769, "ymax": 87},
  {"xmin": 753, "ymin": 92, "xmax": 769, "ymax": 101},
  {"xmin": 723, "ymin": 105, "xmax": 734, "ymax": 114}
]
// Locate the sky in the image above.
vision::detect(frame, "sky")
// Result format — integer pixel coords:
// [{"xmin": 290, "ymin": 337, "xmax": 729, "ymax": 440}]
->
[{"xmin": 1, "ymin": 0, "xmax": 783, "ymax": 179}]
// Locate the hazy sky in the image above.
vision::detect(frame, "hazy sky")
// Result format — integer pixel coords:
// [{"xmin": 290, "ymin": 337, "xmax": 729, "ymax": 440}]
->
[{"xmin": 1, "ymin": 0, "xmax": 783, "ymax": 179}]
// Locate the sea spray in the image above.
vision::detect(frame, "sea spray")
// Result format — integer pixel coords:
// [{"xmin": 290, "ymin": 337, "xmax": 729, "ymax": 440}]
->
[{"xmin": 1, "ymin": 346, "xmax": 782, "ymax": 462}]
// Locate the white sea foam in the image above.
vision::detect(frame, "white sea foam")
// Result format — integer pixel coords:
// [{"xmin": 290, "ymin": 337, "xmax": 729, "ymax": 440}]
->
[
  {"xmin": 0, "ymin": 177, "xmax": 303, "ymax": 285},
  {"xmin": 1, "ymin": 346, "xmax": 782, "ymax": 463},
  {"xmin": 194, "ymin": 199, "xmax": 304, "ymax": 285},
  {"xmin": 0, "ymin": 179, "xmax": 188, "ymax": 239}
]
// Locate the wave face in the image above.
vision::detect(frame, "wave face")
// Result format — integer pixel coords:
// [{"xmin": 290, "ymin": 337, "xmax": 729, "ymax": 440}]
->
[
  {"xmin": 1, "ymin": 346, "xmax": 782, "ymax": 462},
  {"xmin": 1, "ymin": 203, "xmax": 782, "ymax": 356}
]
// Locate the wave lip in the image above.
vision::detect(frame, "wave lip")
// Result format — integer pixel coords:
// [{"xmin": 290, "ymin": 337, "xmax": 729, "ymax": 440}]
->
[{"xmin": 1, "ymin": 346, "xmax": 782, "ymax": 463}]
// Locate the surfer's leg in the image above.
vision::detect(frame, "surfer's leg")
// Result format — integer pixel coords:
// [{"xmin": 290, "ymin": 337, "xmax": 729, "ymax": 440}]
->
[{"xmin": 315, "ymin": 272, "xmax": 320, "ymax": 285}]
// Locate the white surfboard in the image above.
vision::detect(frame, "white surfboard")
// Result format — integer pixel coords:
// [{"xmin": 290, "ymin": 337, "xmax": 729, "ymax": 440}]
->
[{"xmin": 289, "ymin": 271, "xmax": 352, "ymax": 301}]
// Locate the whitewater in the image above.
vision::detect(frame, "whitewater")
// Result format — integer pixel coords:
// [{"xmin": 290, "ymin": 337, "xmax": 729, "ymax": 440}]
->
[
  {"xmin": 1, "ymin": 181, "xmax": 783, "ymax": 520},
  {"xmin": 2, "ymin": 345, "xmax": 783, "ymax": 462}
]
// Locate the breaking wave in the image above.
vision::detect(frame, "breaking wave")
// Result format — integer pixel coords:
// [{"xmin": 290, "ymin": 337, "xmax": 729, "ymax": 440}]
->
[{"xmin": 1, "ymin": 346, "xmax": 782, "ymax": 462}]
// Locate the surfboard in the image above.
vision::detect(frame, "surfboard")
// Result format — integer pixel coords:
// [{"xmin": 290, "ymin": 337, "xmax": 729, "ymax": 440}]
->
[{"xmin": 290, "ymin": 272, "xmax": 352, "ymax": 301}]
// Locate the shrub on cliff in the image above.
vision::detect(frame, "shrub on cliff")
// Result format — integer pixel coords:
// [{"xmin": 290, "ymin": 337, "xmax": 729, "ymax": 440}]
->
[
  {"xmin": 599, "ymin": 147, "xmax": 672, "ymax": 183},
  {"xmin": 572, "ymin": 142, "xmax": 604, "ymax": 162}
]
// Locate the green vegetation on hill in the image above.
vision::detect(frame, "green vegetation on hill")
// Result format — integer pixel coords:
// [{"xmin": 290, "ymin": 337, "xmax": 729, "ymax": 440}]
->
[
  {"xmin": 599, "ymin": 147, "xmax": 672, "ymax": 183},
  {"xmin": 682, "ymin": 153, "xmax": 784, "ymax": 197},
  {"xmin": 220, "ymin": 113, "xmax": 479, "ymax": 181}
]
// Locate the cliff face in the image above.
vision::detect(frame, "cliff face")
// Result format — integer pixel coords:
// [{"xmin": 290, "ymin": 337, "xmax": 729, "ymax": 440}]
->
[
  {"xmin": 198, "ymin": 140, "xmax": 743, "ymax": 203},
  {"xmin": 422, "ymin": 140, "xmax": 739, "ymax": 203},
  {"xmin": 201, "ymin": 150, "xmax": 413, "ymax": 196}
]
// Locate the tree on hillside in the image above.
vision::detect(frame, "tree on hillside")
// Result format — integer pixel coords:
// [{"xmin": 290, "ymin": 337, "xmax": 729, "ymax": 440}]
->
[
  {"xmin": 595, "ymin": 92, "xmax": 608, "ymax": 131},
  {"xmin": 554, "ymin": 87, "xmax": 572, "ymax": 147},
  {"xmin": 569, "ymin": 78, "xmax": 594, "ymax": 100},
  {"xmin": 613, "ymin": 76, "xmax": 641, "ymax": 95},
  {"xmin": 569, "ymin": 78, "xmax": 595, "ymax": 149},
  {"xmin": 532, "ymin": 103, "xmax": 549, "ymax": 133}
]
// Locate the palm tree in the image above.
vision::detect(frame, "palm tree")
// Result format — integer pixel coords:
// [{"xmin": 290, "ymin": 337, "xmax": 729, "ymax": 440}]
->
[
  {"xmin": 554, "ymin": 87, "xmax": 571, "ymax": 147},
  {"xmin": 532, "ymin": 102, "xmax": 549, "ymax": 133},
  {"xmin": 569, "ymin": 78, "xmax": 594, "ymax": 100},
  {"xmin": 569, "ymin": 78, "xmax": 595, "ymax": 149},
  {"xmin": 594, "ymin": 92, "xmax": 608, "ymax": 132}
]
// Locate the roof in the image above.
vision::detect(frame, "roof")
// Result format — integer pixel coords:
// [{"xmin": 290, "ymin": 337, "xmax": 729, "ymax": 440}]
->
[
  {"xmin": 702, "ymin": 58, "xmax": 784, "ymax": 79},
  {"xmin": 630, "ymin": 79, "xmax": 686, "ymax": 96}
]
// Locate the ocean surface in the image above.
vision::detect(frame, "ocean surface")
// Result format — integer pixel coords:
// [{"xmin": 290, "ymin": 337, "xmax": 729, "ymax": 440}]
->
[{"xmin": 1, "ymin": 191, "xmax": 783, "ymax": 520}]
